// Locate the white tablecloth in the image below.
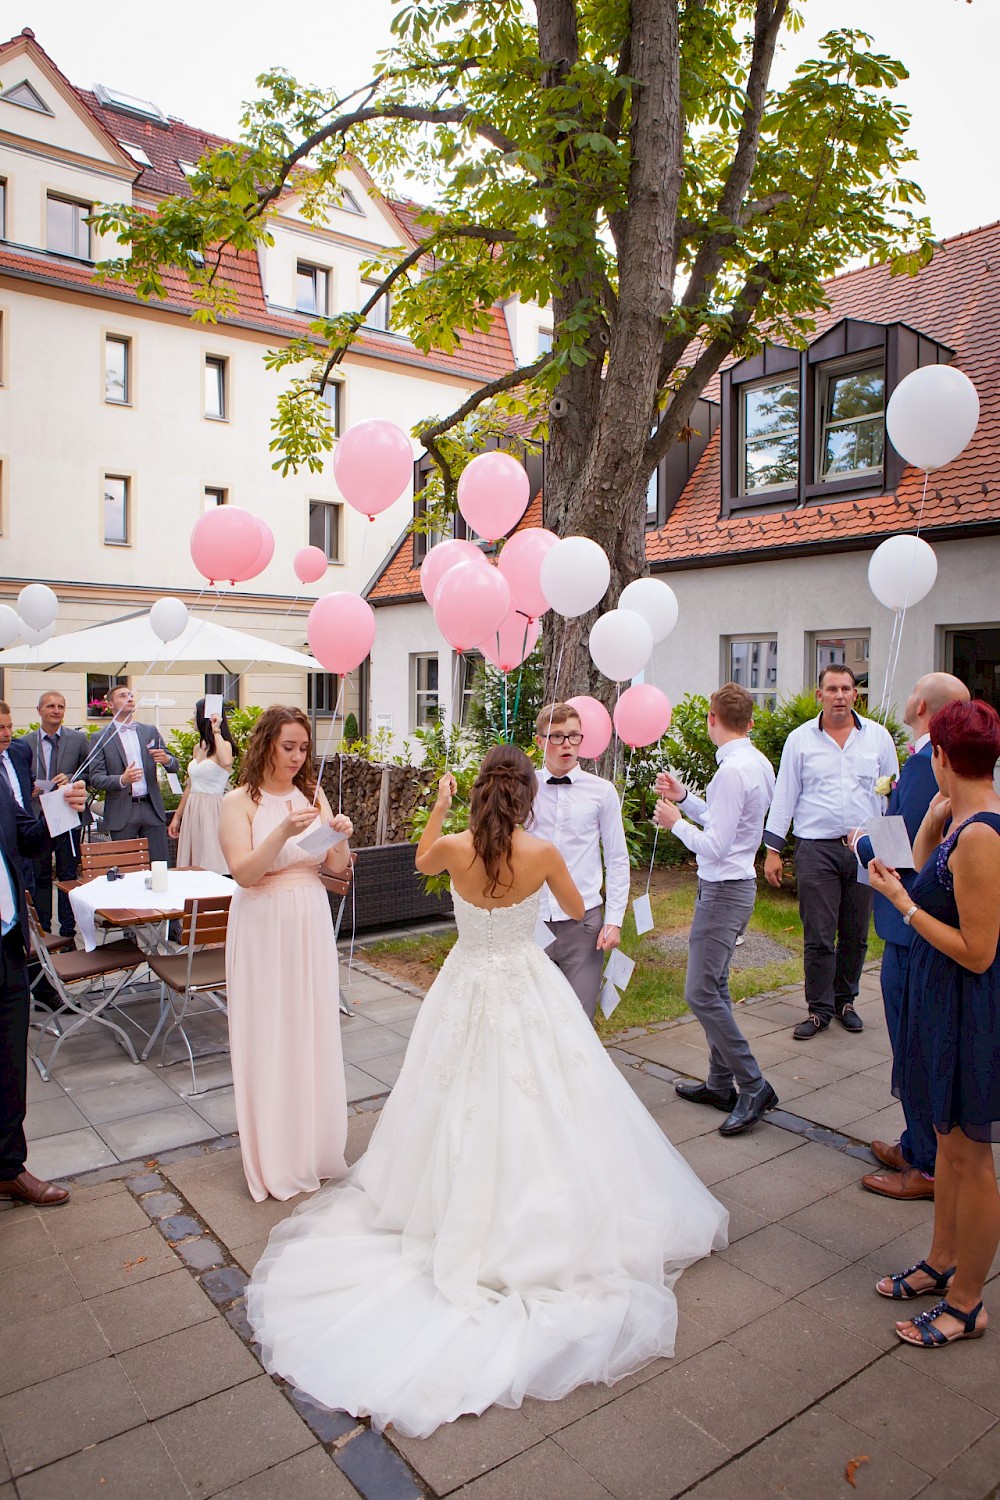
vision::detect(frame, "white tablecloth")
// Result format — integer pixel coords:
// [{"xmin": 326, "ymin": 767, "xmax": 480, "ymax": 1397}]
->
[{"xmin": 70, "ymin": 869, "xmax": 237, "ymax": 951}]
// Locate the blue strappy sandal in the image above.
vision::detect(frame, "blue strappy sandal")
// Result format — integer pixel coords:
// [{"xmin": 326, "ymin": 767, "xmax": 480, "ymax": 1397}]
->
[
  {"xmin": 897, "ymin": 1299, "xmax": 985, "ymax": 1347},
  {"xmin": 876, "ymin": 1260, "xmax": 956, "ymax": 1301}
]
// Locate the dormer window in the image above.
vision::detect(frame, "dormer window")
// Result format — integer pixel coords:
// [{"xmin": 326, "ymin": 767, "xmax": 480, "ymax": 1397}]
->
[
  {"xmin": 741, "ymin": 376, "xmax": 799, "ymax": 495},
  {"xmin": 94, "ymin": 83, "xmax": 168, "ymax": 124},
  {"xmin": 817, "ymin": 360, "xmax": 884, "ymax": 482},
  {"xmin": 0, "ymin": 79, "xmax": 53, "ymax": 115},
  {"xmin": 122, "ymin": 143, "xmax": 152, "ymax": 168}
]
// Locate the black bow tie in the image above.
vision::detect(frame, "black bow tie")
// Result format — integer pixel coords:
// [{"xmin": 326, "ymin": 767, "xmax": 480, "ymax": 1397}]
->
[{"xmin": 546, "ymin": 775, "xmax": 572, "ymax": 785}]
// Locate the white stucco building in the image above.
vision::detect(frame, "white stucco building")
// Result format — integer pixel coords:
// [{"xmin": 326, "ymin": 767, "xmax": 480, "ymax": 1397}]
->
[{"xmin": 0, "ymin": 28, "xmax": 516, "ymax": 733}]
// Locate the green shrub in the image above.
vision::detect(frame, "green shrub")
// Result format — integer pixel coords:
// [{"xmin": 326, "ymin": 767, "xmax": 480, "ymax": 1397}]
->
[
  {"xmin": 343, "ymin": 711, "xmax": 360, "ymax": 743},
  {"xmin": 167, "ymin": 704, "xmax": 262, "ymax": 784}
]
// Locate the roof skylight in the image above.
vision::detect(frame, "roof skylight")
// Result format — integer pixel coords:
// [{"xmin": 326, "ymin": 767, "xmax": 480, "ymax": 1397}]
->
[{"xmin": 94, "ymin": 83, "xmax": 167, "ymax": 124}]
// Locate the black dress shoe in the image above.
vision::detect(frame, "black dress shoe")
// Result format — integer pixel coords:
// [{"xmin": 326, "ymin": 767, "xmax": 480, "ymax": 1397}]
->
[
  {"xmin": 674, "ymin": 1079, "xmax": 738, "ymax": 1112},
  {"xmin": 792, "ymin": 1014, "xmax": 830, "ymax": 1040},
  {"xmin": 835, "ymin": 1002, "xmax": 864, "ymax": 1032},
  {"xmin": 719, "ymin": 1083, "xmax": 779, "ymax": 1136}
]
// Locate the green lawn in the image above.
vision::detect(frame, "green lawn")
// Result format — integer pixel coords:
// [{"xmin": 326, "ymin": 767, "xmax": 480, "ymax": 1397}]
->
[{"xmin": 361, "ymin": 867, "xmax": 884, "ymax": 1040}]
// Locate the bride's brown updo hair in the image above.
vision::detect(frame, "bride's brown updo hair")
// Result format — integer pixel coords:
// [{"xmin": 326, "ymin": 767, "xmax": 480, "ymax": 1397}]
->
[{"xmin": 469, "ymin": 744, "xmax": 537, "ymax": 897}]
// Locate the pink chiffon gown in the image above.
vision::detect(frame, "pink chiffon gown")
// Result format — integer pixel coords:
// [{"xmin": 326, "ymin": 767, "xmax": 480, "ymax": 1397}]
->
[{"xmin": 226, "ymin": 788, "xmax": 348, "ymax": 1201}]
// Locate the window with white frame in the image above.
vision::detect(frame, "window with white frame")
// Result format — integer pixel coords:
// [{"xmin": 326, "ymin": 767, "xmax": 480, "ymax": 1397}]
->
[
  {"xmin": 817, "ymin": 361, "xmax": 885, "ymax": 482},
  {"xmin": 296, "ymin": 263, "xmax": 329, "ymax": 315},
  {"xmin": 307, "ymin": 673, "xmax": 340, "ymax": 719},
  {"xmin": 316, "ymin": 380, "xmax": 342, "ymax": 437},
  {"xmin": 105, "ymin": 335, "xmax": 130, "ymax": 404},
  {"xmin": 411, "ymin": 654, "xmax": 440, "ymax": 729},
  {"xmin": 361, "ymin": 279, "xmax": 391, "ymax": 332},
  {"xmin": 456, "ymin": 651, "xmax": 482, "ymax": 727},
  {"xmin": 537, "ymin": 327, "xmax": 553, "ymax": 355},
  {"xmin": 47, "ymin": 195, "xmax": 91, "ymax": 259},
  {"xmin": 727, "ymin": 636, "xmax": 777, "ymax": 706},
  {"xmin": 814, "ymin": 632, "xmax": 870, "ymax": 693},
  {"xmin": 103, "ymin": 475, "xmax": 129, "ymax": 544},
  {"xmin": 309, "ymin": 501, "xmax": 343, "ymax": 563},
  {"xmin": 204, "ymin": 356, "xmax": 227, "ymax": 419},
  {"xmin": 740, "ymin": 376, "xmax": 799, "ymax": 495}
]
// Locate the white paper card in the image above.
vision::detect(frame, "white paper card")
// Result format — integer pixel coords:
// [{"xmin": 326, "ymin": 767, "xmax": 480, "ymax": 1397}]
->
[
  {"xmin": 203, "ymin": 694, "xmax": 224, "ymax": 722},
  {"xmin": 32, "ymin": 779, "xmax": 56, "ymax": 796},
  {"xmin": 866, "ymin": 814, "xmax": 915, "ymax": 869},
  {"xmin": 599, "ymin": 980, "xmax": 623, "ymax": 1020},
  {"xmin": 39, "ymin": 788, "xmax": 81, "ymax": 837},
  {"xmin": 534, "ymin": 917, "xmax": 556, "ymax": 950},
  {"xmin": 297, "ymin": 823, "xmax": 350, "ymax": 856},
  {"xmin": 164, "ymin": 772, "xmax": 183, "ymax": 796},
  {"xmin": 633, "ymin": 894, "xmax": 654, "ymax": 935},
  {"xmin": 603, "ymin": 948, "xmax": 636, "ymax": 991}
]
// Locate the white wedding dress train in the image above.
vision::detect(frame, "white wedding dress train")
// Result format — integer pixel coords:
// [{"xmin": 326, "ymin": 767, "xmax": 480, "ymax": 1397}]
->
[{"xmin": 246, "ymin": 888, "xmax": 728, "ymax": 1439}]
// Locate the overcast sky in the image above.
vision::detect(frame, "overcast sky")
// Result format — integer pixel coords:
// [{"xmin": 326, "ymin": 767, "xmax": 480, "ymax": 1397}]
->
[{"xmin": 15, "ymin": 0, "xmax": 998, "ymax": 241}]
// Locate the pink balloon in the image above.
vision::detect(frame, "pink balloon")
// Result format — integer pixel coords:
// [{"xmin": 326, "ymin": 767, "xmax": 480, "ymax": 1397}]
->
[
  {"xmin": 294, "ymin": 546, "xmax": 328, "ymax": 585},
  {"xmin": 307, "ymin": 592, "xmax": 376, "ymax": 674},
  {"xmin": 457, "ymin": 451, "xmax": 531, "ymax": 542},
  {"xmin": 333, "ymin": 420, "xmax": 413, "ymax": 518},
  {"xmin": 190, "ymin": 506, "xmax": 261, "ymax": 584},
  {"xmin": 230, "ymin": 517, "xmax": 274, "ymax": 583},
  {"xmin": 497, "ymin": 527, "xmax": 558, "ymax": 619},
  {"xmin": 564, "ymin": 695, "xmax": 613, "ymax": 759},
  {"xmin": 419, "ymin": 538, "xmax": 487, "ymax": 606},
  {"xmin": 478, "ymin": 606, "xmax": 540, "ymax": 672},
  {"xmin": 433, "ymin": 561, "xmax": 511, "ymax": 653},
  {"xmin": 613, "ymin": 684, "xmax": 672, "ymax": 748}
]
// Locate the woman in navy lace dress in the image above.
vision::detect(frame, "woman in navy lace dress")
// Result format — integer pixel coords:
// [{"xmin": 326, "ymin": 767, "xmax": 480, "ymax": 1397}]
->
[{"xmin": 869, "ymin": 700, "xmax": 1000, "ymax": 1349}]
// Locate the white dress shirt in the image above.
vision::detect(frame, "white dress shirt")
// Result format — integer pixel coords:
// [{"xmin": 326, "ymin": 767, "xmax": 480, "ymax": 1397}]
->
[
  {"xmin": 764, "ymin": 711, "xmax": 898, "ymax": 850},
  {"xmin": 529, "ymin": 765, "xmax": 631, "ymax": 926},
  {"xmin": 912, "ymin": 732, "xmax": 930, "ymax": 753},
  {"xmin": 1, "ymin": 752, "xmax": 25, "ymax": 809},
  {"xmin": 116, "ymin": 723, "xmax": 148, "ymax": 798},
  {"xmin": 670, "ymin": 738, "xmax": 776, "ymax": 881},
  {"xmin": 0, "ymin": 848, "xmax": 16, "ymax": 931}
]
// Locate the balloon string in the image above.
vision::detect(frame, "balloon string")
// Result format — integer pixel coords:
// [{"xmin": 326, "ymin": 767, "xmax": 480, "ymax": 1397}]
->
[
  {"xmin": 445, "ymin": 649, "xmax": 463, "ymax": 768},
  {"xmin": 503, "ymin": 666, "xmax": 509, "ymax": 741},
  {"xmin": 542, "ymin": 636, "xmax": 566, "ymax": 746},
  {"xmin": 645, "ymin": 826, "xmax": 660, "ymax": 896},
  {"xmin": 229, "ymin": 589, "xmax": 304, "ymax": 698},
  {"xmin": 619, "ymin": 742, "xmax": 634, "ymax": 811},
  {"xmin": 73, "ymin": 705, "xmax": 136, "ymax": 782},
  {"xmin": 881, "ymin": 468, "xmax": 931, "ymax": 723},
  {"xmin": 313, "ymin": 675, "xmax": 347, "ymax": 805}
]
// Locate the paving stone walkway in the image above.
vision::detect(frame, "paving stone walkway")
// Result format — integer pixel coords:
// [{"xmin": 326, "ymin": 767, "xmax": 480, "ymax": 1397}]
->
[{"xmin": 4, "ymin": 966, "xmax": 1000, "ymax": 1500}]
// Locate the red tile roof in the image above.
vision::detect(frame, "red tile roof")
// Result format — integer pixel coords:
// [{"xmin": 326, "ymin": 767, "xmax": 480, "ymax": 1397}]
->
[
  {"xmin": 648, "ymin": 219, "xmax": 1000, "ymax": 568},
  {"xmin": 368, "ymin": 494, "xmax": 544, "ymax": 605},
  {"xmin": 0, "ymin": 30, "xmax": 515, "ymax": 386}
]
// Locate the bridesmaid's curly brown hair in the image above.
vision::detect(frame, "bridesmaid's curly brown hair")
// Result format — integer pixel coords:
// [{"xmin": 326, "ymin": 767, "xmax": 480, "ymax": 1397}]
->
[
  {"xmin": 238, "ymin": 705, "xmax": 317, "ymax": 805},
  {"xmin": 469, "ymin": 745, "xmax": 537, "ymax": 897}
]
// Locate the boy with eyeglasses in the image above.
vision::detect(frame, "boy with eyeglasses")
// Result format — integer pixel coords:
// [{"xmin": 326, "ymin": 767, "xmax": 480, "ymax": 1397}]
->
[{"xmin": 531, "ymin": 702, "xmax": 630, "ymax": 1021}]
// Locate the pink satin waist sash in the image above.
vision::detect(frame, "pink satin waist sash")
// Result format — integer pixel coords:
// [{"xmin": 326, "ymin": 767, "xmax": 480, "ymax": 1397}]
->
[{"xmin": 240, "ymin": 865, "xmax": 321, "ymax": 898}]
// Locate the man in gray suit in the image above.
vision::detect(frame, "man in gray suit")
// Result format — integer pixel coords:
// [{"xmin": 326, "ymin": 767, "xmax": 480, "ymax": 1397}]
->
[
  {"xmin": 20, "ymin": 691, "xmax": 92, "ymax": 936},
  {"xmin": 88, "ymin": 685, "xmax": 178, "ymax": 864}
]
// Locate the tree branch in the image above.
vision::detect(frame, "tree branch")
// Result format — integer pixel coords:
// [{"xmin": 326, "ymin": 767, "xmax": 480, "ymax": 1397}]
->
[{"xmin": 418, "ymin": 354, "xmax": 551, "ymax": 498}]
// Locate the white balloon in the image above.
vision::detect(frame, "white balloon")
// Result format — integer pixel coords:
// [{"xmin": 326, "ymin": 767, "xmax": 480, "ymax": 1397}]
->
[
  {"xmin": 539, "ymin": 536, "xmax": 610, "ymax": 619},
  {"xmin": 886, "ymin": 365, "xmax": 979, "ymax": 471},
  {"xmin": 589, "ymin": 609, "xmax": 653, "ymax": 682},
  {"xmin": 21, "ymin": 620, "xmax": 56, "ymax": 646},
  {"xmin": 149, "ymin": 597, "xmax": 190, "ymax": 644},
  {"xmin": 867, "ymin": 534, "xmax": 938, "ymax": 611},
  {"xmin": 17, "ymin": 583, "xmax": 58, "ymax": 631},
  {"xmin": 618, "ymin": 578, "xmax": 679, "ymax": 644},
  {"xmin": 0, "ymin": 604, "xmax": 20, "ymax": 648}
]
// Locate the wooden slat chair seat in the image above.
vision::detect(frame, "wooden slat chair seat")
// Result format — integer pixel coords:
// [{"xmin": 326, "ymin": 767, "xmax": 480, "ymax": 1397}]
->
[
  {"xmin": 79, "ymin": 837, "xmax": 150, "ymax": 879},
  {"xmin": 319, "ymin": 853, "xmax": 358, "ymax": 1017},
  {"xmin": 145, "ymin": 896, "xmax": 231, "ymax": 1097},
  {"xmin": 26, "ymin": 899, "xmax": 147, "ymax": 1081}
]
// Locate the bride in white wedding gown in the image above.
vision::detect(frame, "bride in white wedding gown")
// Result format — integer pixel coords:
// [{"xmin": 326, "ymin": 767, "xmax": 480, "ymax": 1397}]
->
[{"xmin": 247, "ymin": 746, "xmax": 728, "ymax": 1439}]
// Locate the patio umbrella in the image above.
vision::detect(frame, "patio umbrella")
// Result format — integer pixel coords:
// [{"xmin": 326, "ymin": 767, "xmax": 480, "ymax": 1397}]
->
[{"xmin": 0, "ymin": 608, "xmax": 323, "ymax": 675}]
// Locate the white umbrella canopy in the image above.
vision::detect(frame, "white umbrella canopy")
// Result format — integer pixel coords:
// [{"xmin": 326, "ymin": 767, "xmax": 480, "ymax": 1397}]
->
[{"xmin": 0, "ymin": 609, "xmax": 323, "ymax": 675}]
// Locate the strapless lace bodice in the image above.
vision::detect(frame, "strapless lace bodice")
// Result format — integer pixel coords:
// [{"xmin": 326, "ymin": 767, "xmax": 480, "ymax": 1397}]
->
[{"xmin": 450, "ymin": 886, "xmax": 541, "ymax": 961}]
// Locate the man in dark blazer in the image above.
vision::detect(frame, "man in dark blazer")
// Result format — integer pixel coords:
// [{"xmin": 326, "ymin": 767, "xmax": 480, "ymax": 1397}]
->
[
  {"xmin": 20, "ymin": 690, "xmax": 92, "ymax": 937},
  {"xmin": 0, "ymin": 773, "xmax": 88, "ymax": 1206},
  {"xmin": 88, "ymin": 685, "xmax": 178, "ymax": 864},
  {"xmin": 0, "ymin": 700, "xmax": 35, "ymax": 896},
  {"xmin": 856, "ymin": 672, "xmax": 969, "ymax": 1200}
]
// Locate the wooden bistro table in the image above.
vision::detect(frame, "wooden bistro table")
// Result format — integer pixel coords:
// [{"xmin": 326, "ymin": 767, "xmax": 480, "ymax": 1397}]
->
[{"xmin": 64, "ymin": 869, "xmax": 237, "ymax": 1060}]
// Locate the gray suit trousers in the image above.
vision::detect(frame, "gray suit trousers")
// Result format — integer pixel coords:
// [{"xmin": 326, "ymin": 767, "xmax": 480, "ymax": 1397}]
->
[
  {"xmin": 545, "ymin": 906, "xmax": 606, "ymax": 1021},
  {"xmin": 686, "ymin": 878, "xmax": 763, "ymax": 1094}
]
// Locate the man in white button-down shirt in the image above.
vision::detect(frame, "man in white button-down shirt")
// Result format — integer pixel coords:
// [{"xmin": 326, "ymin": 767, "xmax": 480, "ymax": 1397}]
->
[
  {"xmin": 763, "ymin": 666, "xmax": 898, "ymax": 1040},
  {"xmin": 530, "ymin": 703, "xmax": 630, "ymax": 1021},
  {"xmin": 654, "ymin": 683, "xmax": 778, "ymax": 1135}
]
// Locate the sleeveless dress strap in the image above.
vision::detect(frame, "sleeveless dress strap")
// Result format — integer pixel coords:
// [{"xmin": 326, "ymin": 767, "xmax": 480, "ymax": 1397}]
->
[{"xmin": 935, "ymin": 811, "xmax": 1000, "ymax": 891}]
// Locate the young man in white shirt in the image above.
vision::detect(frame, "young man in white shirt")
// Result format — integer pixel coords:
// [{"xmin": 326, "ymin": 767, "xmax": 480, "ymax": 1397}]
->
[
  {"xmin": 654, "ymin": 683, "xmax": 778, "ymax": 1135},
  {"xmin": 763, "ymin": 665, "xmax": 898, "ymax": 1040},
  {"xmin": 531, "ymin": 703, "xmax": 631, "ymax": 1021}
]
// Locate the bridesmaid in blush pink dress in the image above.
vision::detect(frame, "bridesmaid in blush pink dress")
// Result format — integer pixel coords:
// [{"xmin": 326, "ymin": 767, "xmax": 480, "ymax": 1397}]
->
[{"xmin": 219, "ymin": 705, "xmax": 353, "ymax": 1202}]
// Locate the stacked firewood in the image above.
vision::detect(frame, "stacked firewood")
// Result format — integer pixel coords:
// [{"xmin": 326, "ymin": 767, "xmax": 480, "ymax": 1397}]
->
[{"xmin": 318, "ymin": 754, "xmax": 438, "ymax": 847}]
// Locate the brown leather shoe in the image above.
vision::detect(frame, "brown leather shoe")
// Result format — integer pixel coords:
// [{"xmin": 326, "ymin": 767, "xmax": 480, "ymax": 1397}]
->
[
  {"xmin": 0, "ymin": 1170, "xmax": 70, "ymax": 1207},
  {"xmin": 871, "ymin": 1139, "xmax": 907, "ymax": 1172},
  {"xmin": 862, "ymin": 1166, "xmax": 934, "ymax": 1201}
]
